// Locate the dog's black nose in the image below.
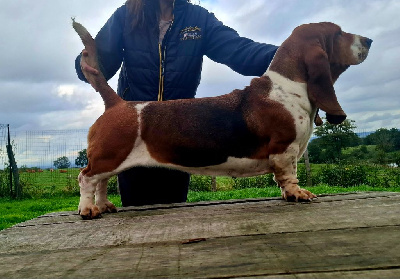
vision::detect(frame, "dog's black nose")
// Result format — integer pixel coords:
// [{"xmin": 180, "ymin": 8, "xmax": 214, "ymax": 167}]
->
[{"xmin": 365, "ymin": 38, "xmax": 373, "ymax": 48}]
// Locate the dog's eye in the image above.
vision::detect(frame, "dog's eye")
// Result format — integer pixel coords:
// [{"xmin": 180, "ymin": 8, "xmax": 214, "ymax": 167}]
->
[{"xmin": 336, "ymin": 30, "xmax": 343, "ymax": 36}]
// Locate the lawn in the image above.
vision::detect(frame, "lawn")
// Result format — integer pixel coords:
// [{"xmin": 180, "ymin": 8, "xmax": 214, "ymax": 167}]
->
[{"xmin": 0, "ymin": 195, "xmax": 122, "ymax": 231}]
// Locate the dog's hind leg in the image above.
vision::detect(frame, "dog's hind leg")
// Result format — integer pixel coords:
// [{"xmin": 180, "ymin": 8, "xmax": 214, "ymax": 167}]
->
[
  {"xmin": 78, "ymin": 172, "xmax": 101, "ymax": 219},
  {"xmin": 95, "ymin": 178, "xmax": 118, "ymax": 214}
]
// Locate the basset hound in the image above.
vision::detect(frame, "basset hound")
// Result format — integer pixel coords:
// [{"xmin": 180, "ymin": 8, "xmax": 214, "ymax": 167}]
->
[{"xmin": 73, "ymin": 20, "xmax": 372, "ymax": 219}]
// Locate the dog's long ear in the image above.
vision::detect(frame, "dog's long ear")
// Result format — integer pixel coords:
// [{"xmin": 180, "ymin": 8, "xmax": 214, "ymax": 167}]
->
[{"xmin": 305, "ymin": 45, "xmax": 346, "ymax": 124}]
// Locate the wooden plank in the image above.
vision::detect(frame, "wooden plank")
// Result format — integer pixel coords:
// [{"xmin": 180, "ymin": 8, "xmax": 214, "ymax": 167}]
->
[
  {"xmin": 241, "ymin": 269, "xmax": 400, "ymax": 278},
  {"xmin": 1, "ymin": 192, "xmax": 399, "ymax": 278},
  {"xmin": 3, "ymin": 192, "xmax": 399, "ymax": 253},
  {"xmin": 1, "ymin": 227, "xmax": 399, "ymax": 278}
]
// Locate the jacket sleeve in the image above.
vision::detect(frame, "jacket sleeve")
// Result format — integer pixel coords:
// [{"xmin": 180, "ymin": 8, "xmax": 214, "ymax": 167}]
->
[
  {"xmin": 204, "ymin": 13, "xmax": 278, "ymax": 76},
  {"xmin": 75, "ymin": 5, "xmax": 126, "ymax": 82}
]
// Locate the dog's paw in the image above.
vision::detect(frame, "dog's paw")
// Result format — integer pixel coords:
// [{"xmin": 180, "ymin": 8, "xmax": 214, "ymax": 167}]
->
[
  {"xmin": 97, "ymin": 200, "xmax": 118, "ymax": 214},
  {"xmin": 281, "ymin": 187, "xmax": 317, "ymax": 202},
  {"xmin": 78, "ymin": 204, "xmax": 102, "ymax": 220}
]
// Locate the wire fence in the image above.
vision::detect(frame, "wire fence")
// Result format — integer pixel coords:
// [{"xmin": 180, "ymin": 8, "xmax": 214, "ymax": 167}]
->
[
  {"xmin": 0, "ymin": 123, "xmax": 388, "ymax": 198},
  {"xmin": 1, "ymin": 128, "xmax": 88, "ymax": 171},
  {"xmin": 0, "ymin": 126, "xmax": 89, "ymax": 197}
]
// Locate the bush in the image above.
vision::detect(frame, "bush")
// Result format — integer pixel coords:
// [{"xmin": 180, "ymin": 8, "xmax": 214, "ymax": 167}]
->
[
  {"xmin": 107, "ymin": 176, "xmax": 119, "ymax": 195},
  {"xmin": 318, "ymin": 164, "xmax": 367, "ymax": 187},
  {"xmin": 189, "ymin": 175, "xmax": 213, "ymax": 192},
  {"xmin": 232, "ymin": 174, "xmax": 275, "ymax": 190},
  {"xmin": 366, "ymin": 166, "xmax": 400, "ymax": 188},
  {"xmin": 297, "ymin": 164, "xmax": 314, "ymax": 186},
  {"xmin": 388, "ymin": 151, "xmax": 400, "ymax": 167},
  {"xmin": 19, "ymin": 177, "xmax": 46, "ymax": 198},
  {"xmin": 63, "ymin": 174, "xmax": 80, "ymax": 196},
  {"xmin": 0, "ymin": 169, "xmax": 11, "ymax": 197},
  {"xmin": 348, "ymin": 145, "xmax": 369, "ymax": 160}
]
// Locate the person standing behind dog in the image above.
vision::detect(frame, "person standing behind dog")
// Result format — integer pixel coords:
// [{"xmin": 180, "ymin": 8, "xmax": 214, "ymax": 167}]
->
[{"xmin": 75, "ymin": 0, "xmax": 278, "ymax": 207}]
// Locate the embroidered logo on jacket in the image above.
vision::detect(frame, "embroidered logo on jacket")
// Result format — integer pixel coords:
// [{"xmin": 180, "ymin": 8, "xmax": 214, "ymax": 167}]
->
[{"xmin": 180, "ymin": 26, "xmax": 202, "ymax": 41}]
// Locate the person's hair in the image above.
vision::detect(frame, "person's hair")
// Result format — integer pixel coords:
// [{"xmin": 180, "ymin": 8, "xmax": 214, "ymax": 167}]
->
[
  {"xmin": 126, "ymin": 0, "xmax": 158, "ymax": 29},
  {"xmin": 126, "ymin": 0, "xmax": 191, "ymax": 29}
]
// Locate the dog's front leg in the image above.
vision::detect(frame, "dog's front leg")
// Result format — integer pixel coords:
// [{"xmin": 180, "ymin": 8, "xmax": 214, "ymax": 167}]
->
[
  {"xmin": 270, "ymin": 146, "xmax": 316, "ymax": 201},
  {"xmin": 95, "ymin": 178, "xmax": 118, "ymax": 214},
  {"xmin": 78, "ymin": 172, "xmax": 101, "ymax": 219}
]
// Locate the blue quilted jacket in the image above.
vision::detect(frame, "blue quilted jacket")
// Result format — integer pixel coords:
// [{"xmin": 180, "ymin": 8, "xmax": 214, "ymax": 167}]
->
[{"xmin": 75, "ymin": 0, "xmax": 278, "ymax": 101}]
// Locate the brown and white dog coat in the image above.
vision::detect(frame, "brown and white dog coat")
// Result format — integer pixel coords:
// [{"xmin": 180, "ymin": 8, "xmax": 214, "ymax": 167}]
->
[{"xmin": 73, "ymin": 20, "xmax": 372, "ymax": 219}]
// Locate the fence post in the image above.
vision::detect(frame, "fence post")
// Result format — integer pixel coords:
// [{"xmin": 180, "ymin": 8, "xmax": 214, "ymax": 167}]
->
[
  {"xmin": 6, "ymin": 125, "xmax": 21, "ymax": 198},
  {"xmin": 8, "ymin": 125, "xmax": 13, "ymax": 196},
  {"xmin": 303, "ymin": 148, "xmax": 313, "ymax": 187},
  {"xmin": 211, "ymin": 176, "xmax": 217, "ymax": 192}
]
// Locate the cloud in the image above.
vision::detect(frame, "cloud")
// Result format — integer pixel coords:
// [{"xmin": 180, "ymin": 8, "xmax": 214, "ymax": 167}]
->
[{"xmin": 0, "ymin": 0, "xmax": 399, "ymax": 133}]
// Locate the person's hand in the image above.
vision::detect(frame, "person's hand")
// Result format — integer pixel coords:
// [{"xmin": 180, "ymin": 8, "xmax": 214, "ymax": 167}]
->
[{"xmin": 80, "ymin": 49, "xmax": 99, "ymax": 80}]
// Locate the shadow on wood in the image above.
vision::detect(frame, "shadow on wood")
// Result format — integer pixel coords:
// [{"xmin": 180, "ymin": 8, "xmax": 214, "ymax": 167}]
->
[{"xmin": 1, "ymin": 192, "xmax": 399, "ymax": 278}]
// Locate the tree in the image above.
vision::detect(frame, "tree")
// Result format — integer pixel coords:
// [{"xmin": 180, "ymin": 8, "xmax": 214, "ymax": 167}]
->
[
  {"xmin": 75, "ymin": 149, "xmax": 88, "ymax": 167},
  {"xmin": 394, "ymin": 152, "xmax": 400, "ymax": 167},
  {"xmin": 349, "ymin": 145, "xmax": 369, "ymax": 160},
  {"xmin": 53, "ymin": 156, "xmax": 71, "ymax": 169},
  {"xmin": 364, "ymin": 128, "xmax": 400, "ymax": 152},
  {"xmin": 308, "ymin": 137, "xmax": 324, "ymax": 163},
  {"xmin": 308, "ymin": 119, "xmax": 360, "ymax": 163}
]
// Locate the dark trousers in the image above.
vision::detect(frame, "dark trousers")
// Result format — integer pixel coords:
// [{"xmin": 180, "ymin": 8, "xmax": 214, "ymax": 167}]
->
[{"xmin": 118, "ymin": 167, "xmax": 190, "ymax": 207}]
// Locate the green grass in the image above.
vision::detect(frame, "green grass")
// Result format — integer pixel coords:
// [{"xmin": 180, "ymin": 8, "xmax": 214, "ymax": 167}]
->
[
  {"xmin": 188, "ymin": 187, "xmax": 281, "ymax": 202},
  {"xmin": 0, "ymin": 195, "xmax": 122, "ymax": 231},
  {"xmin": 188, "ymin": 184, "xmax": 400, "ymax": 202},
  {"xmin": 17, "ymin": 168, "xmax": 81, "ymax": 197},
  {"xmin": 0, "ymin": 196, "xmax": 79, "ymax": 230},
  {"xmin": 18, "ymin": 168, "xmax": 81, "ymax": 186}
]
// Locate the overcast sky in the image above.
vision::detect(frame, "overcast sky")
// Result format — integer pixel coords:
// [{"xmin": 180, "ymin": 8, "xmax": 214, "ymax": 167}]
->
[{"xmin": 0, "ymin": 0, "xmax": 399, "ymax": 132}]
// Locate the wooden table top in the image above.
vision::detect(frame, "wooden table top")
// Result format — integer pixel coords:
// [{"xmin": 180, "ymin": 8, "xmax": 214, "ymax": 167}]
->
[{"xmin": 1, "ymin": 191, "xmax": 400, "ymax": 278}]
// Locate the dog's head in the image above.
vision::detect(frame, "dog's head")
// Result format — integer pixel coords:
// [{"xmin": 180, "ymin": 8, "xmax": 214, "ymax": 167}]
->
[
  {"xmin": 272, "ymin": 22, "xmax": 372, "ymax": 125},
  {"xmin": 300, "ymin": 22, "xmax": 372, "ymax": 124}
]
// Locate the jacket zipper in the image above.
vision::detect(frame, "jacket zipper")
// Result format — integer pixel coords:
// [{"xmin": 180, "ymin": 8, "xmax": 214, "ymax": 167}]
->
[
  {"xmin": 158, "ymin": 43, "xmax": 164, "ymax": 101},
  {"xmin": 157, "ymin": 1, "xmax": 175, "ymax": 102}
]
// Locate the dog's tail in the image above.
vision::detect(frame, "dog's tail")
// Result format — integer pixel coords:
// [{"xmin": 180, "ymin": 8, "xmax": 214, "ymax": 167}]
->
[{"xmin": 72, "ymin": 18, "xmax": 121, "ymax": 109}]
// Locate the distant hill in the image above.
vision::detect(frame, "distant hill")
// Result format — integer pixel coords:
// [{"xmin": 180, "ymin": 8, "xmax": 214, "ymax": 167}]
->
[{"xmin": 310, "ymin": 130, "xmax": 374, "ymax": 142}]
